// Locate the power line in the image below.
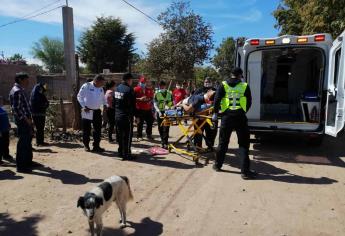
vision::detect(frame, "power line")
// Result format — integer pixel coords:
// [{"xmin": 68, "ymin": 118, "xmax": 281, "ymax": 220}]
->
[
  {"xmin": 21, "ymin": 0, "xmax": 62, "ymax": 19},
  {"xmin": 0, "ymin": 5, "xmax": 64, "ymax": 29},
  {"xmin": 119, "ymin": 0, "xmax": 161, "ymax": 26}
]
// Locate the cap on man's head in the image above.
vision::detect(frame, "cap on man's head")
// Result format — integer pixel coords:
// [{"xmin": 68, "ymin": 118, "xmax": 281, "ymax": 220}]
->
[
  {"xmin": 159, "ymin": 80, "xmax": 166, "ymax": 86},
  {"xmin": 122, "ymin": 72, "xmax": 133, "ymax": 81},
  {"xmin": 139, "ymin": 76, "xmax": 146, "ymax": 83},
  {"xmin": 231, "ymin": 67, "xmax": 243, "ymax": 78},
  {"xmin": 15, "ymin": 72, "xmax": 29, "ymax": 80},
  {"xmin": 94, "ymin": 74, "xmax": 105, "ymax": 81}
]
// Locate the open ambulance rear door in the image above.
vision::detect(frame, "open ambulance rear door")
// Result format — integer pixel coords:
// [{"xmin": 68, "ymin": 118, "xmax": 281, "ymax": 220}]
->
[{"xmin": 325, "ymin": 30, "xmax": 345, "ymax": 137}]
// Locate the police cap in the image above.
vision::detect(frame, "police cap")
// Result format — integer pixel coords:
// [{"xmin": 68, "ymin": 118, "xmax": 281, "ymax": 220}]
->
[{"xmin": 231, "ymin": 67, "xmax": 243, "ymax": 78}]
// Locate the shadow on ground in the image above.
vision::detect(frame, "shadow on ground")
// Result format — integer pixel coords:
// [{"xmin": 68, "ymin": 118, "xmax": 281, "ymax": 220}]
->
[
  {"xmin": 0, "ymin": 169, "xmax": 23, "ymax": 180},
  {"xmin": 29, "ymin": 166, "xmax": 103, "ymax": 185},
  {"xmin": 102, "ymin": 217, "xmax": 163, "ymax": 236},
  {"xmin": 49, "ymin": 142, "xmax": 84, "ymax": 149},
  {"xmin": 0, "ymin": 213, "xmax": 43, "ymax": 236},
  {"xmin": 251, "ymin": 134, "xmax": 345, "ymax": 168}
]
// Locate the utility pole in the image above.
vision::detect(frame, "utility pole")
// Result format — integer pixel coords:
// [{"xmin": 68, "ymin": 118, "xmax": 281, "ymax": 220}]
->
[{"xmin": 62, "ymin": 5, "xmax": 76, "ymax": 97}]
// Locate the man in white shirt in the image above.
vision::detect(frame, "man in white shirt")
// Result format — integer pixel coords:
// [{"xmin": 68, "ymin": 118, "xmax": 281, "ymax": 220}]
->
[{"xmin": 77, "ymin": 74, "xmax": 107, "ymax": 152}]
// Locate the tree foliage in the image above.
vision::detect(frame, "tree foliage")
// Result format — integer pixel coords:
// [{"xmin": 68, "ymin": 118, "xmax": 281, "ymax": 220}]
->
[
  {"xmin": 194, "ymin": 66, "xmax": 220, "ymax": 86},
  {"xmin": 77, "ymin": 16, "xmax": 135, "ymax": 73},
  {"xmin": 212, "ymin": 37, "xmax": 236, "ymax": 77},
  {"xmin": 146, "ymin": 0, "xmax": 214, "ymax": 81},
  {"xmin": 273, "ymin": 0, "xmax": 345, "ymax": 38},
  {"xmin": 31, "ymin": 36, "xmax": 64, "ymax": 73},
  {"xmin": 9, "ymin": 53, "xmax": 24, "ymax": 62}
]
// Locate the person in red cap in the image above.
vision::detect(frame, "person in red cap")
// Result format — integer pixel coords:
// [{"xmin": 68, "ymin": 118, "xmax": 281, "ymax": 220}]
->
[{"xmin": 134, "ymin": 76, "xmax": 154, "ymax": 141}]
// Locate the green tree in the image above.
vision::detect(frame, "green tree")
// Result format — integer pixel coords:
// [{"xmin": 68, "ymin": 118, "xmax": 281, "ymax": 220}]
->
[
  {"xmin": 148, "ymin": 0, "xmax": 213, "ymax": 81},
  {"xmin": 145, "ymin": 36, "xmax": 174, "ymax": 80},
  {"xmin": 78, "ymin": 16, "xmax": 135, "ymax": 73},
  {"xmin": 273, "ymin": 0, "xmax": 345, "ymax": 38},
  {"xmin": 212, "ymin": 37, "xmax": 236, "ymax": 77},
  {"xmin": 9, "ymin": 53, "xmax": 24, "ymax": 61},
  {"xmin": 31, "ymin": 36, "xmax": 64, "ymax": 73}
]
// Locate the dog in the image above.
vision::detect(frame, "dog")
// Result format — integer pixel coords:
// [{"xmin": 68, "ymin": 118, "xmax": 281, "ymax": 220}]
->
[{"xmin": 77, "ymin": 176, "xmax": 133, "ymax": 236}]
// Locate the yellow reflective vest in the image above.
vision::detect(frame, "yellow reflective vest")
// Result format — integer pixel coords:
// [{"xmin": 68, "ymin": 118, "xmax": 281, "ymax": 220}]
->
[
  {"xmin": 220, "ymin": 81, "xmax": 248, "ymax": 112},
  {"xmin": 155, "ymin": 91, "xmax": 173, "ymax": 111}
]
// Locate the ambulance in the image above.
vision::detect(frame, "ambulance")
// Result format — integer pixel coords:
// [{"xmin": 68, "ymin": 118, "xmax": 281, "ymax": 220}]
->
[{"xmin": 236, "ymin": 31, "xmax": 345, "ymax": 145}]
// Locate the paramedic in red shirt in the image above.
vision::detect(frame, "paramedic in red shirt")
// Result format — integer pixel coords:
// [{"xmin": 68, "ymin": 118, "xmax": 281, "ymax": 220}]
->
[
  {"xmin": 172, "ymin": 82, "xmax": 187, "ymax": 105},
  {"xmin": 134, "ymin": 76, "xmax": 154, "ymax": 141}
]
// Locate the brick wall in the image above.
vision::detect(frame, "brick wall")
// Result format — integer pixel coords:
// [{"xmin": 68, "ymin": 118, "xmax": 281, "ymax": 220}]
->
[
  {"xmin": 0, "ymin": 64, "xmax": 38, "ymax": 103},
  {"xmin": 37, "ymin": 73, "xmax": 138, "ymax": 100}
]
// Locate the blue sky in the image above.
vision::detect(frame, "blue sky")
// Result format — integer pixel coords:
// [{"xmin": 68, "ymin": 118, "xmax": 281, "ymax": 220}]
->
[{"xmin": 0, "ymin": 0, "xmax": 280, "ymax": 64}]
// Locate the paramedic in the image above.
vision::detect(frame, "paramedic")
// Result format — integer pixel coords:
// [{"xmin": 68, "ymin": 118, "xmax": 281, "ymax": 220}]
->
[
  {"xmin": 154, "ymin": 80, "xmax": 173, "ymax": 149},
  {"xmin": 194, "ymin": 77, "xmax": 218, "ymax": 150},
  {"xmin": 114, "ymin": 73, "xmax": 136, "ymax": 160},
  {"xmin": 212, "ymin": 67, "xmax": 257, "ymax": 179},
  {"xmin": 134, "ymin": 76, "xmax": 154, "ymax": 141}
]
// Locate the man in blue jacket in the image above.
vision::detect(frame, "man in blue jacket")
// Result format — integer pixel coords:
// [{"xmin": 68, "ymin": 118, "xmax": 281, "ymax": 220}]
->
[
  {"xmin": 30, "ymin": 82, "xmax": 50, "ymax": 146},
  {"xmin": 114, "ymin": 73, "xmax": 136, "ymax": 160},
  {"xmin": 0, "ymin": 96, "xmax": 12, "ymax": 164}
]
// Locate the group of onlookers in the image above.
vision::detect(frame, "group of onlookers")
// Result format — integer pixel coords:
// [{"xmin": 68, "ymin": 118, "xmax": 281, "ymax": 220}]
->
[
  {"xmin": 76, "ymin": 73, "xmax": 194, "ymax": 157},
  {"xmin": 2, "ymin": 68, "xmax": 257, "ymax": 179}
]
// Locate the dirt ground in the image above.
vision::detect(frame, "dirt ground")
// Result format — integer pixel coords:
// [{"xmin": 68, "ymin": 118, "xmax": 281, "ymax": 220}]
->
[{"xmin": 1, "ymin": 126, "xmax": 345, "ymax": 236}]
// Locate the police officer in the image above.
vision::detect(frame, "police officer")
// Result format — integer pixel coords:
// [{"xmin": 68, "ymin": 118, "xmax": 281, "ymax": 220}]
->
[
  {"xmin": 77, "ymin": 74, "xmax": 107, "ymax": 152},
  {"xmin": 114, "ymin": 73, "xmax": 136, "ymax": 160},
  {"xmin": 154, "ymin": 81, "xmax": 173, "ymax": 149},
  {"xmin": 194, "ymin": 77, "xmax": 218, "ymax": 151},
  {"xmin": 212, "ymin": 68, "xmax": 257, "ymax": 179},
  {"xmin": 30, "ymin": 82, "xmax": 49, "ymax": 146}
]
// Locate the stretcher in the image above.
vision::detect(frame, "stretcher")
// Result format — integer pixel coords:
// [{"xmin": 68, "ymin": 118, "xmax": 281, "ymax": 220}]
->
[{"xmin": 160, "ymin": 107, "xmax": 216, "ymax": 165}]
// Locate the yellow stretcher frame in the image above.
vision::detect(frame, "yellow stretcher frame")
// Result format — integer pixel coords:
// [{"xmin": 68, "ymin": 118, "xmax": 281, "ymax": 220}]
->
[{"xmin": 160, "ymin": 108, "xmax": 215, "ymax": 165}]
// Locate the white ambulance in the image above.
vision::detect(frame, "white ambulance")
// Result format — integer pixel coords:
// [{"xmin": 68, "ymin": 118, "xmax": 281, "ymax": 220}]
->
[{"xmin": 236, "ymin": 31, "xmax": 345, "ymax": 145}]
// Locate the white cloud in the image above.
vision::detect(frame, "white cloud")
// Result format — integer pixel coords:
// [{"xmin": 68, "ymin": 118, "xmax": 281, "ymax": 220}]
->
[{"xmin": 0, "ymin": 0, "xmax": 165, "ymax": 51}]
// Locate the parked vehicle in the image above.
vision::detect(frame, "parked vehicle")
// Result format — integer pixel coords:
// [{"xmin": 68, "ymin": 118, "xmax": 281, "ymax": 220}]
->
[{"xmin": 236, "ymin": 31, "xmax": 345, "ymax": 145}]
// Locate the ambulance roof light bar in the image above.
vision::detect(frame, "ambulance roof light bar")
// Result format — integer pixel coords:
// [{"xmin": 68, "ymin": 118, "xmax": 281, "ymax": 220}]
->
[
  {"xmin": 250, "ymin": 39, "xmax": 260, "ymax": 46},
  {"xmin": 314, "ymin": 34, "xmax": 325, "ymax": 42}
]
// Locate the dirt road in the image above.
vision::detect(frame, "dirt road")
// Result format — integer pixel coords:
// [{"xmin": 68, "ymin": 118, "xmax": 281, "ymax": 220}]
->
[{"xmin": 1, "ymin": 127, "xmax": 345, "ymax": 236}]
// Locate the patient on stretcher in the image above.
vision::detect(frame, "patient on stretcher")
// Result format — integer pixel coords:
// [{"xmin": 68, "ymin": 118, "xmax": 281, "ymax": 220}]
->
[{"xmin": 178, "ymin": 89, "xmax": 215, "ymax": 113}]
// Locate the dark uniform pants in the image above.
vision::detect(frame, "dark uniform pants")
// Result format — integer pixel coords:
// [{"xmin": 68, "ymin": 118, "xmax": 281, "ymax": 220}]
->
[
  {"xmin": 16, "ymin": 120, "xmax": 33, "ymax": 170},
  {"xmin": 0, "ymin": 131, "xmax": 10, "ymax": 160},
  {"xmin": 194, "ymin": 120, "xmax": 218, "ymax": 148},
  {"xmin": 137, "ymin": 110, "xmax": 154, "ymax": 138},
  {"xmin": 157, "ymin": 114, "xmax": 170, "ymax": 146},
  {"xmin": 82, "ymin": 109, "xmax": 102, "ymax": 148},
  {"xmin": 106, "ymin": 108, "xmax": 115, "ymax": 141},
  {"xmin": 33, "ymin": 115, "xmax": 46, "ymax": 145},
  {"xmin": 116, "ymin": 116, "xmax": 133, "ymax": 157},
  {"xmin": 215, "ymin": 110, "xmax": 250, "ymax": 173}
]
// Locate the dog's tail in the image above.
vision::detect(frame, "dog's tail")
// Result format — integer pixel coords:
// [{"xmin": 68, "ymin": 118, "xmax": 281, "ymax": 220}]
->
[{"xmin": 120, "ymin": 176, "xmax": 134, "ymax": 201}]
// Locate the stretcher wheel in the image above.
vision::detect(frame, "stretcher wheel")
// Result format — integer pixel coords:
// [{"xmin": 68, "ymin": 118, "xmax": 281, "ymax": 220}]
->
[
  {"xmin": 194, "ymin": 156, "xmax": 200, "ymax": 165},
  {"xmin": 186, "ymin": 144, "xmax": 191, "ymax": 151}
]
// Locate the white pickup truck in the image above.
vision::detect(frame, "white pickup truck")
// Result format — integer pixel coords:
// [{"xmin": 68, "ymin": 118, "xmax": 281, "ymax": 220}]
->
[{"xmin": 236, "ymin": 31, "xmax": 345, "ymax": 145}]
